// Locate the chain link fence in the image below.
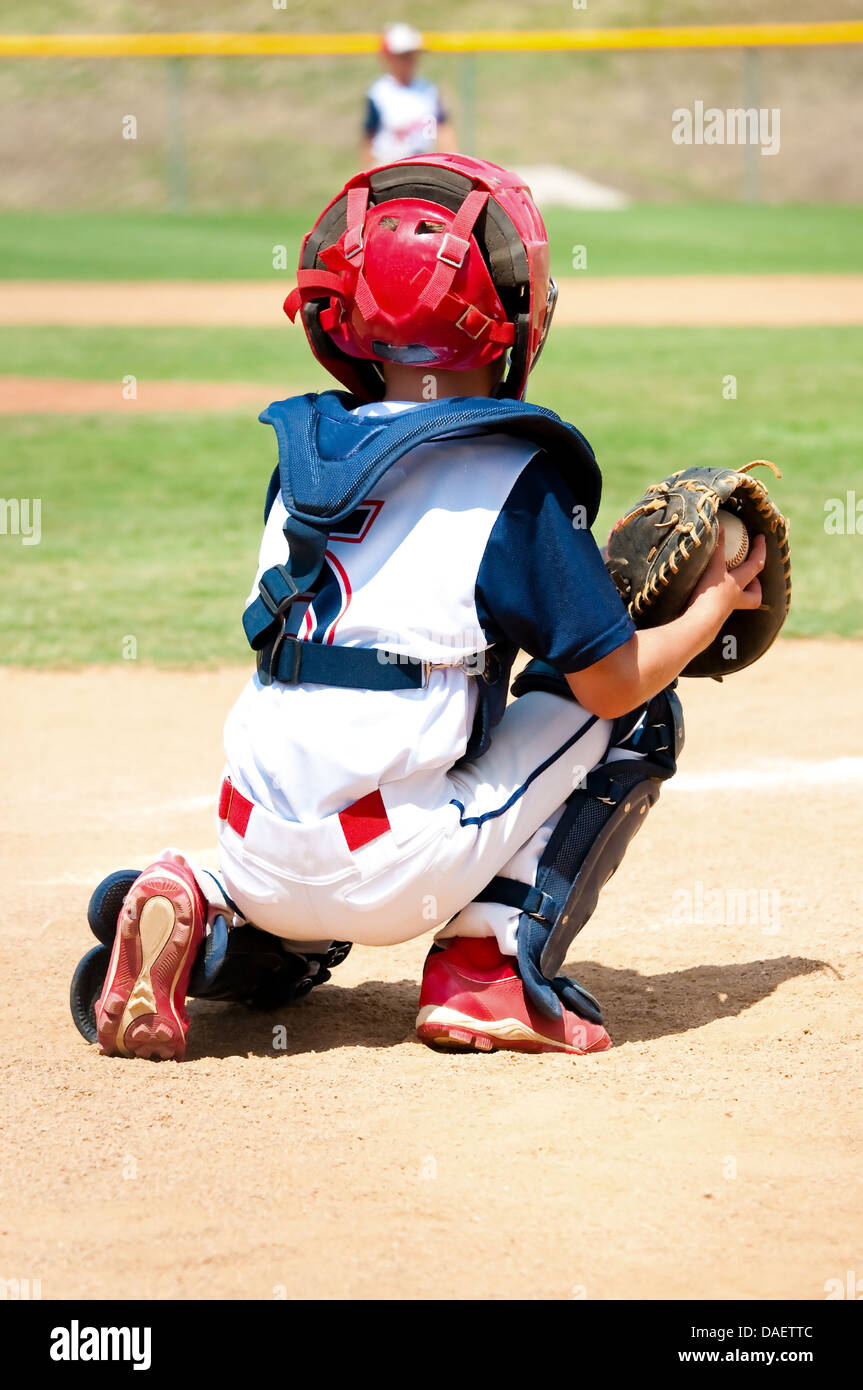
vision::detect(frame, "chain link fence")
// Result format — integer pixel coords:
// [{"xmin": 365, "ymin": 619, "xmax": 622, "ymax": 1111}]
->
[{"xmin": 1, "ymin": 41, "xmax": 861, "ymax": 212}]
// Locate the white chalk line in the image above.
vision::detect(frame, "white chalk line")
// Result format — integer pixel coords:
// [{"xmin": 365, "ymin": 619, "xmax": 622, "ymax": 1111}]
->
[
  {"xmin": 149, "ymin": 758, "xmax": 863, "ymax": 807},
  {"xmin": 19, "ymin": 757, "xmax": 861, "ymax": 890},
  {"xmin": 120, "ymin": 757, "xmax": 863, "ymax": 816},
  {"xmin": 667, "ymin": 756, "xmax": 863, "ymax": 793}
]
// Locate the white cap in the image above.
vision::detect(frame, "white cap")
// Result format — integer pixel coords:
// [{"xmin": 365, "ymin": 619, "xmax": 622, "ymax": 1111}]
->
[{"xmin": 382, "ymin": 23, "xmax": 423, "ymax": 55}]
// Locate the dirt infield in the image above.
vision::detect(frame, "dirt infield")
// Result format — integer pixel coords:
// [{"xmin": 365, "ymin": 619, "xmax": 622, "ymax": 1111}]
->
[
  {"xmin": 2, "ymin": 639, "xmax": 861, "ymax": 1301},
  {"xmin": 4, "ymin": 271, "xmax": 861, "ymax": 415},
  {"xmin": 3, "ymin": 274, "xmax": 863, "ymax": 328}
]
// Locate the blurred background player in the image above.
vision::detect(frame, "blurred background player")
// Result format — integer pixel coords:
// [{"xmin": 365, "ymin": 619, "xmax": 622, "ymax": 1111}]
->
[{"xmin": 361, "ymin": 23, "xmax": 456, "ymax": 168}]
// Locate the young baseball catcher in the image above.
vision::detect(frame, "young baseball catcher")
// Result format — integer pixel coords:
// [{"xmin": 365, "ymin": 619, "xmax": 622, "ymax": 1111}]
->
[{"xmin": 70, "ymin": 154, "xmax": 790, "ymax": 1061}]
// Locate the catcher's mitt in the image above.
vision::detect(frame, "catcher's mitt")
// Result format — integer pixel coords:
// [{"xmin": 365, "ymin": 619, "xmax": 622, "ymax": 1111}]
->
[{"xmin": 606, "ymin": 462, "xmax": 791, "ymax": 678}]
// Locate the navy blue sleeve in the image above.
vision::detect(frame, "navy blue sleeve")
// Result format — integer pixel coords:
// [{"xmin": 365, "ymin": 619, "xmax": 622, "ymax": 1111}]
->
[
  {"xmin": 475, "ymin": 452, "xmax": 635, "ymax": 672},
  {"xmin": 364, "ymin": 96, "xmax": 381, "ymax": 137}
]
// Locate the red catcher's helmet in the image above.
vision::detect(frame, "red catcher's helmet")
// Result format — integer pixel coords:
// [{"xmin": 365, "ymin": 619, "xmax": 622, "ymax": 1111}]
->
[{"xmin": 284, "ymin": 154, "xmax": 557, "ymax": 401}]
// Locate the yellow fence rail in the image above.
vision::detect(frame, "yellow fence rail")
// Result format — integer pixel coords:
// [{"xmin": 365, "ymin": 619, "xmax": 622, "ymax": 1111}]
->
[
  {"xmin": 3, "ymin": 23, "xmax": 856, "ymax": 209},
  {"xmin": 0, "ymin": 22, "xmax": 862, "ymax": 59}
]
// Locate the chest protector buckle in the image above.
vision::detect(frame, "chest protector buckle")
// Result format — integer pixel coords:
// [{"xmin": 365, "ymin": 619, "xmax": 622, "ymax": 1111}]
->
[{"xmin": 256, "ymin": 565, "xmax": 300, "ymax": 687}]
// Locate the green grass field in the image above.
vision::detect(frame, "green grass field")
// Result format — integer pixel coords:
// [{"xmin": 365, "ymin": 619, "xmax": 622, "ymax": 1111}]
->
[
  {"xmin": 1, "ymin": 204, "xmax": 861, "ymax": 281},
  {"xmin": 1, "ymin": 321, "xmax": 859, "ymax": 664}
]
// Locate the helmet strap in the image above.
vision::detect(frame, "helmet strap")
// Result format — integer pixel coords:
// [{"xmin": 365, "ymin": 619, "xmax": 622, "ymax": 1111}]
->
[
  {"xmin": 343, "ymin": 183, "xmax": 371, "ymax": 262},
  {"xmin": 415, "ymin": 190, "xmax": 490, "ymax": 312},
  {"xmin": 284, "ymin": 268, "xmax": 346, "ymax": 321}
]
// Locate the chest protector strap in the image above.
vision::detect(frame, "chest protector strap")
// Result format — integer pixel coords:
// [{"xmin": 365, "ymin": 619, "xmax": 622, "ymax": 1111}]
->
[{"xmin": 243, "ymin": 390, "xmax": 601, "ymax": 690}]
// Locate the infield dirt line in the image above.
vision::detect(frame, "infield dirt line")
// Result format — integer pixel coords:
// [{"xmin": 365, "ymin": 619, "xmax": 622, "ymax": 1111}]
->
[
  {"xmin": 0, "ymin": 377, "xmax": 280, "ymax": 413},
  {"xmin": 2, "ymin": 274, "xmax": 863, "ymax": 327}
]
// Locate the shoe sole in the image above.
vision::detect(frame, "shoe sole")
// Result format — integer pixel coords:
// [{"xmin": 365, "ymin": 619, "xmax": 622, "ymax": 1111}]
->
[
  {"xmin": 415, "ymin": 1004, "xmax": 612, "ymax": 1056},
  {"xmin": 96, "ymin": 870, "xmax": 199, "ymax": 1061}
]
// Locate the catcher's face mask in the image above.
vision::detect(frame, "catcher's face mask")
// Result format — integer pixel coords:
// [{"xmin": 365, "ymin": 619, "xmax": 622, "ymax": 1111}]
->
[{"xmin": 530, "ymin": 276, "xmax": 558, "ymax": 373}]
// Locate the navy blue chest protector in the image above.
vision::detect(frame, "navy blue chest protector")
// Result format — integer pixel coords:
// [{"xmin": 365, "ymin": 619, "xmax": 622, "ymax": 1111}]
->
[{"xmin": 243, "ymin": 390, "xmax": 601, "ymax": 712}]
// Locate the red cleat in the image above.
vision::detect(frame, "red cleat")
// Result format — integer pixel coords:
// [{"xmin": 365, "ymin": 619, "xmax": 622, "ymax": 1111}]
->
[
  {"xmin": 95, "ymin": 858, "xmax": 206, "ymax": 1061},
  {"xmin": 416, "ymin": 937, "xmax": 612, "ymax": 1056}
]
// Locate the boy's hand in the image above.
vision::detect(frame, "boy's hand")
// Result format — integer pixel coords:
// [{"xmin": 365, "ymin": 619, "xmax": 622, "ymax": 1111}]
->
[
  {"xmin": 687, "ymin": 528, "xmax": 766, "ymax": 628},
  {"xmin": 604, "ymin": 463, "xmax": 790, "ymax": 680},
  {"xmin": 567, "ymin": 531, "xmax": 768, "ymax": 719}
]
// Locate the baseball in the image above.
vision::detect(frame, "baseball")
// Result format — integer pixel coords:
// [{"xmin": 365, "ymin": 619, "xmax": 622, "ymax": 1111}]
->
[{"xmin": 717, "ymin": 507, "xmax": 750, "ymax": 569}]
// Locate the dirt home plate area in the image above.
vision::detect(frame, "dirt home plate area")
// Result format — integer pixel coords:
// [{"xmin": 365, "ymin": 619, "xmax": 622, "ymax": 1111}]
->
[{"xmin": 1, "ymin": 640, "xmax": 861, "ymax": 1300}]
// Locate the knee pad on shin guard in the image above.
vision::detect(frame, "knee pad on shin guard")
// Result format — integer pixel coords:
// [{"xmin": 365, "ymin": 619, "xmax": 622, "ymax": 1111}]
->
[
  {"xmin": 478, "ymin": 684, "xmax": 684, "ymax": 1022},
  {"xmin": 528, "ymin": 767, "xmax": 661, "ymax": 983}
]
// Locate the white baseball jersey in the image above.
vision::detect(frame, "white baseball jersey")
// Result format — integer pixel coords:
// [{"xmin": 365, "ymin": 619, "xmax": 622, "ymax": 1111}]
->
[
  {"xmin": 223, "ymin": 401, "xmax": 538, "ymax": 836},
  {"xmin": 364, "ymin": 74, "xmax": 446, "ymax": 163}
]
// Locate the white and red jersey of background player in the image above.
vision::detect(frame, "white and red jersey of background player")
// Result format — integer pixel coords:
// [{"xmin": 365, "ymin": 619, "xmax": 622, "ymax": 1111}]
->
[{"xmin": 365, "ymin": 73, "xmax": 446, "ymax": 163}]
